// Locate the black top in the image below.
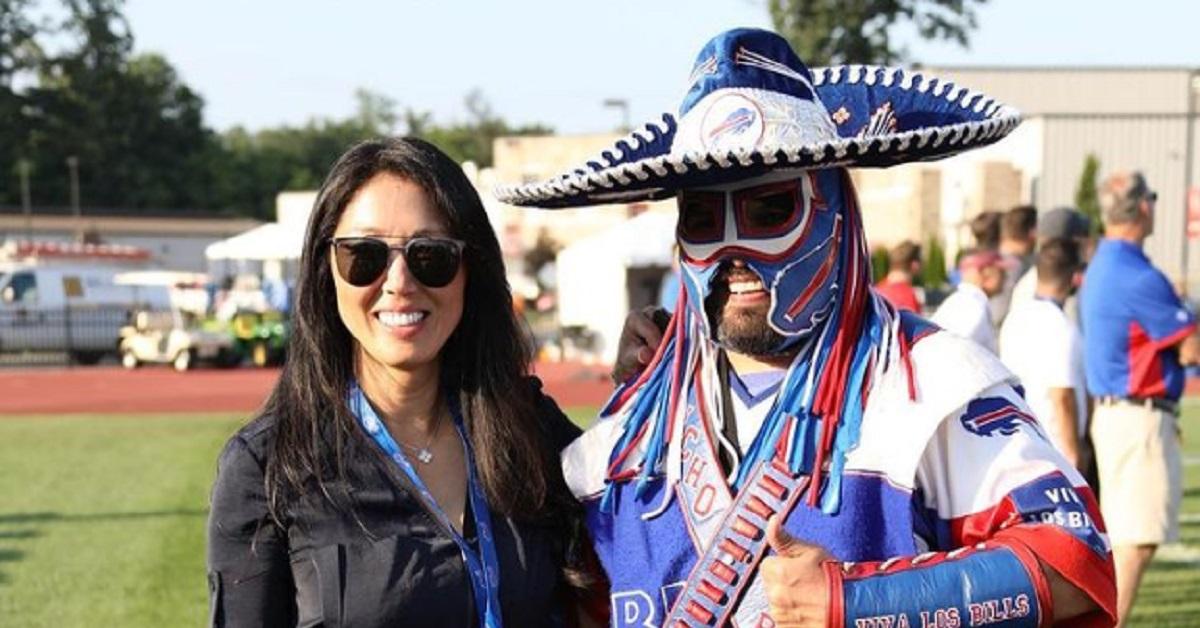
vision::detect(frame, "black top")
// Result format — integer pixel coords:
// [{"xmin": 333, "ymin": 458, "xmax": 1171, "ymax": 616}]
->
[{"xmin": 206, "ymin": 382, "xmax": 581, "ymax": 628}]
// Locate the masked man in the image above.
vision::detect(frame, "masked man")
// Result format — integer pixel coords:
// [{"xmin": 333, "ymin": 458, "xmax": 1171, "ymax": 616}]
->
[{"xmin": 500, "ymin": 28, "xmax": 1115, "ymax": 628}]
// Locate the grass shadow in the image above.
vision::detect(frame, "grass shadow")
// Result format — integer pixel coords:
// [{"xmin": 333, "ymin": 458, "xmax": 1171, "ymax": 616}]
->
[
  {"xmin": 0, "ymin": 512, "xmax": 58, "ymax": 525},
  {"xmin": 0, "ymin": 529, "xmax": 40, "ymax": 540},
  {"xmin": 0, "ymin": 509, "xmax": 208, "ymax": 589},
  {"xmin": 0, "ymin": 509, "xmax": 207, "ymax": 525},
  {"xmin": 1148, "ymin": 559, "xmax": 1200, "ymax": 571},
  {"xmin": 0, "ymin": 548, "xmax": 26, "ymax": 587}
]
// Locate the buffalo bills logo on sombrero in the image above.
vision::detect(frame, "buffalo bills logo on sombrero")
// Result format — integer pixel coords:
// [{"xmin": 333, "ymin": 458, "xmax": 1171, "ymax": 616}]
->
[
  {"xmin": 960, "ymin": 397, "xmax": 1039, "ymax": 437},
  {"xmin": 700, "ymin": 94, "xmax": 764, "ymax": 151}
]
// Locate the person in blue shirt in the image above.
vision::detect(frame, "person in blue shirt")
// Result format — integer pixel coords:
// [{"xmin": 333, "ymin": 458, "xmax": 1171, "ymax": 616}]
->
[{"xmin": 1081, "ymin": 170, "xmax": 1200, "ymax": 625}]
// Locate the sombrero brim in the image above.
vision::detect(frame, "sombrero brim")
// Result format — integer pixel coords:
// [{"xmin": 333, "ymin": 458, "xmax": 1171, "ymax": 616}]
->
[{"xmin": 495, "ymin": 65, "xmax": 1021, "ymax": 208}]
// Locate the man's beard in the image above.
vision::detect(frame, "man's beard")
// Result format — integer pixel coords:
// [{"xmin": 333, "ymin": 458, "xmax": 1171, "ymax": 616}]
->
[{"xmin": 704, "ymin": 266, "xmax": 787, "ymax": 356}]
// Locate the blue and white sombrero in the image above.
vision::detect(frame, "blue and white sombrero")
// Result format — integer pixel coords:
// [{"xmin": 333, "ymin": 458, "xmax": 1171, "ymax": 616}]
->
[{"xmin": 495, "ymin": 28, "xmax": 1021, "ymax": 208}]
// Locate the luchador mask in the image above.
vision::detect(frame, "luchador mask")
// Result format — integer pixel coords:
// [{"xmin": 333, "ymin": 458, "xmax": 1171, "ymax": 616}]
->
[{"xmin": 677, "ymin": 167, "xmax": 849, "ymax": 353}]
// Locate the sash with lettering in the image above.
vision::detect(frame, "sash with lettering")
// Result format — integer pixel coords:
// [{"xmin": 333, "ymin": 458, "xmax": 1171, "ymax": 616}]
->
[{"xmin": 663, "ymin": 374, "xmax": 809, "ymax": 627}]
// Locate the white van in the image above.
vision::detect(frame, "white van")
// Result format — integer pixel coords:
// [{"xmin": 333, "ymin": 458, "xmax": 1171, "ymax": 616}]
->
[{"xmin": 0, "ymin": 265, "xmax": 170, "ymax": 363}]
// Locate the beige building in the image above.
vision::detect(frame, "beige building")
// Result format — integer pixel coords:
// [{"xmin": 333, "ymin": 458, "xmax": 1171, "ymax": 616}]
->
[
  {"xmin": 929, "ymin": 67, "xmax": 1200, "ymax": 284},
  {"xmin": 851, "ymin": 166, "xmax": 943, "ymax": 248},
  {"xmin": 0, "ymin": 208, "xmax": 260, "ymax": 272}
]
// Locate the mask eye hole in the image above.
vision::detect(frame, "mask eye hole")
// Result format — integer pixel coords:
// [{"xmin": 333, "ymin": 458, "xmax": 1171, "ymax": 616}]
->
[
  {"xmin": 734, "ymin": 181, "xmax": 803, "ymax": 238},
  {"xmin": 744, "ymin": 192, "xmax": 793, "ymax": 229},
  {"xmin": 677, "ymin": 192, "xmax": 725, "ymax": 243}
]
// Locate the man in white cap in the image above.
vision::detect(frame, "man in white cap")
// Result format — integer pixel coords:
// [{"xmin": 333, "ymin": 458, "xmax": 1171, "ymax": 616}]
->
[{"xmin": 502, "ymin": 28, "xmax": 1114, "ymax": 627}]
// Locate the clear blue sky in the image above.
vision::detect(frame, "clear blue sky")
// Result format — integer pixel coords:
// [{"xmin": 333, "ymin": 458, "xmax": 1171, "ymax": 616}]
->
[{"xmin": 123, "ymin": 0, "xmax": 1200, "ymax": 135}]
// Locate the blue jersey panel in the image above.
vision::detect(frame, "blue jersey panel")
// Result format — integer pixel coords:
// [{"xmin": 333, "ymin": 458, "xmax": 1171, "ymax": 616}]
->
[
  {"xmin": 783, "ymin": 472, "xmax": 919, "ymax": 561},
  {"xmin": 587, "ymin": 472, "xmax": 919, "ymax": 626}
]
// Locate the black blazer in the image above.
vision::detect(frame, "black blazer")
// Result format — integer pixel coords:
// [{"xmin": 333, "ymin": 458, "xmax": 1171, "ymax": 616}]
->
[{"xmin": 206, "ymin": 385, "xmax": 581, "ymax": 627}]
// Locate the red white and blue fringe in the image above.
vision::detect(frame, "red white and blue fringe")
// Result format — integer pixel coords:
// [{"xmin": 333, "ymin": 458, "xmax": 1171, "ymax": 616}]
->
[{"xmin": 597, "ymin": 189, "xmax": 920, "ymax": 517}]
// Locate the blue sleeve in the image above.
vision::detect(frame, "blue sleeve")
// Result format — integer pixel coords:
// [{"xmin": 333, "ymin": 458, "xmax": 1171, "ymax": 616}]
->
[{"xmin": 1129, "ymin": 269, "xmax": 1195, "ymax": 343}]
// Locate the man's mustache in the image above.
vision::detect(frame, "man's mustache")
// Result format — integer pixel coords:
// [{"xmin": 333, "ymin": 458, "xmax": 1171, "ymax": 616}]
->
[{"xmin": 712, "ymin": 261, "xmax": 762, "ymax": 285}]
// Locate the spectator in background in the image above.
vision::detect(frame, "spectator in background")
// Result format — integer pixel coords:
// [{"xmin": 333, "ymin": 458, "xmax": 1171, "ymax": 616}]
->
[
  {"xmin": 874, "ymin": 240, "xmax": 923, "ymax": 312},
  {"xmin": 990, "ymin": 205, "xmax": 1037, "ymax": 325},
  {"xmin": 1082, "ymin": 170, "xmax": 1200, "ymax": 625},
  {"xmin": 1007, "ymin": 208, "xmax": 1100, "ymax": 493},
  {"xmin": 1000, "ymin": 205, "xmax": 1038, "ymax": 279},
  {"xmin": 1010, "ymin": 206, "xmax": 1093, "ymax": 318},
  {"xmin": 1000, "ymin": 239, "xmax": 1088, "ymax": 470},
  {"xmin": 211, "ymin": 275, "xmax": 235, "ymax": 318},
  {"xmin": 932, "ymin": 249, "xmax": 1009, "ymax": 353},
  {"xmin": 969, "ymin": 210, "xmax": 1001, "ymax": 251},
  {"xmin": 262, "ymin": 260, "xmax": 291, "ymax": 315},
  {"xmin": 949, "ymin": 210, "xmax": 1000, "ymax": 289}
]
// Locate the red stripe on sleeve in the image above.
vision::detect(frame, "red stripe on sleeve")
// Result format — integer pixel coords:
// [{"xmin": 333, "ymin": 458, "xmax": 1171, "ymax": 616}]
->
[
  {"xmin": 990, "ymin": 534, "xmax": 1054, "ymax": 626},
  {"xmin": 996, "ymin": 525, "xmax": 1117, "ymax": 628},
  {"xmin": 948, "ymin": 495, "xmax": 1022, "ymax": 547}
]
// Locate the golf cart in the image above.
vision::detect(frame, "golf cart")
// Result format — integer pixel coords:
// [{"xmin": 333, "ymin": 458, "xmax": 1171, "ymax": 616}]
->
[
  {"xmin": 120, "ymin": 308, "xmax": 236, "ymax": 371},
  {"xmin": 227, "ymin": 309, "xmax": 288, "ymax": 367}
]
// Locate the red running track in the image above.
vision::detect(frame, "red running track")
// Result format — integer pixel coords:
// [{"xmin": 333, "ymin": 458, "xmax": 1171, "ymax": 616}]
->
[
  {"xmin": 3, "ymin": 364, "xmax": 1197, "ymax": 416},
  {"xmin": 0, "ymin": 362, "xmax": 616, "ymax": 415}
]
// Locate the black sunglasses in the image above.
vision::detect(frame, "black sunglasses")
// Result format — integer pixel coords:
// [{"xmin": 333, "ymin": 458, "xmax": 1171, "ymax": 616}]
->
[{"xmin": 329, "ymin": 236, "xmax": 466, "ymax": 288}]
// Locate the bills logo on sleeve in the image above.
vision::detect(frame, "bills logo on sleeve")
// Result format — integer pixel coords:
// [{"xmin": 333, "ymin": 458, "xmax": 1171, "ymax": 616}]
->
[{"xmin": 959, "ymin": 397, "xmax": 1039, "ymax": 438}]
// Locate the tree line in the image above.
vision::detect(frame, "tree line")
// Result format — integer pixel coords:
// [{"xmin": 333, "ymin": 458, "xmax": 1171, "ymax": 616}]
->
[
  {"xmin": 1, "ymin": 0, "xmax": 984, "ymax": 220},
  {"xmin": 0, "ymin": 0, "xmax": 549, "ymax": 220}
]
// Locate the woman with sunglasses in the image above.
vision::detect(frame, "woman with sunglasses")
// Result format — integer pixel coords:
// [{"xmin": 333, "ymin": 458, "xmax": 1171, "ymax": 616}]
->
[{"xmin": 206, "ymin": 137, "xmax": 594, "ymax": 627}]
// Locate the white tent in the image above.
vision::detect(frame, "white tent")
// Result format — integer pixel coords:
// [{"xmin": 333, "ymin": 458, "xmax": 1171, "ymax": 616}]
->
[
  {"xmin": 204, "ymin": 222, "xmax": 305, "ymax": 262},
  {"xmin": 556, "ymin": 210, "xmax": 677, "ymax": 363}
]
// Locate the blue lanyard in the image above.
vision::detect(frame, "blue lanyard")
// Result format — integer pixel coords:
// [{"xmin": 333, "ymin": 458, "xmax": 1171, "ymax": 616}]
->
[{"xmin": 349, "ymin": 382, "xmax": 504, "ymax": 628}]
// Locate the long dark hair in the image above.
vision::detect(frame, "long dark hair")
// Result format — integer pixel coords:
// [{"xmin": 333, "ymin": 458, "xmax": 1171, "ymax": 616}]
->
[{"xmin": 261, "ymin": 137, "xmax": 572, "ymax": 532}]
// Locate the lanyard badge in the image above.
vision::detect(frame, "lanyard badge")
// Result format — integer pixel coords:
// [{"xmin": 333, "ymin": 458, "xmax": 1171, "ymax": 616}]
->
[{"xmin": 350, "ymin": 383, "xmax": 504, "ymax": 628}]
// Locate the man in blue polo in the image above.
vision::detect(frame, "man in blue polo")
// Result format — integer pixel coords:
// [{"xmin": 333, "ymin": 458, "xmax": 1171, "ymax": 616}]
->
[{"xmin": 1081, "ymin": 170, "xmax": 1200, "ymax": 624}]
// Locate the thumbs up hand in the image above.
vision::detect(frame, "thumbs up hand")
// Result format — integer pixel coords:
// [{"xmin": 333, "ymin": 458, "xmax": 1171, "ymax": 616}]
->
[{"xmin": 760, "ymin": 515, "xmax": 834, "ymax": 627}]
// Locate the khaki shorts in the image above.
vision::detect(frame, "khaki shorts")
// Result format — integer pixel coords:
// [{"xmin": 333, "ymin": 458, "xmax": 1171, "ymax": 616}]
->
[{"xmin": 1090, "ymin": 401, "xmax": 1182, "ymax": 545}]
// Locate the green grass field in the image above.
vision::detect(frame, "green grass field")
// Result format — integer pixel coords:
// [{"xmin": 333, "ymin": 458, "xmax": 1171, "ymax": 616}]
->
[{"xmin": 0, "ymin": 405, "xmax": 1195, "ymax": 626}]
